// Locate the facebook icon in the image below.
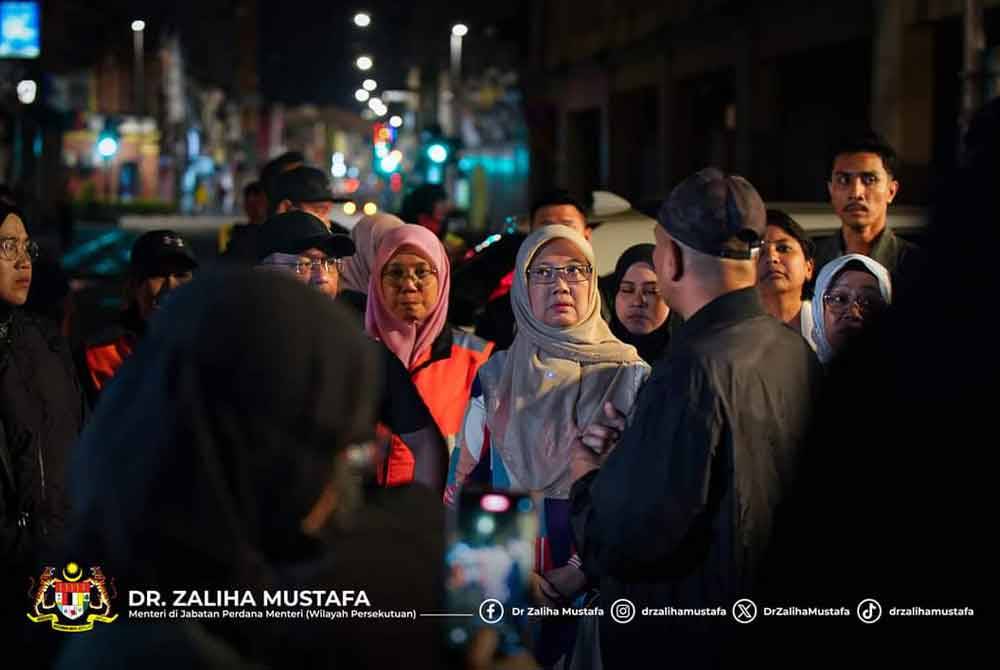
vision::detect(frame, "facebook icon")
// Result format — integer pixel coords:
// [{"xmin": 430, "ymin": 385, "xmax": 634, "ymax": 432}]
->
[{"xmin": 479, "ymin": 598, "xmax": 505, "ymax": 624}]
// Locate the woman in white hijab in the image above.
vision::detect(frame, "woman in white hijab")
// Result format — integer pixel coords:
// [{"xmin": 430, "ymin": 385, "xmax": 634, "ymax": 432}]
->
[
  {"xmin": 811, "ymin": 253, "xmax": 892, "ymax": 364},
  {"xmin": 446, "ymin": 224, "xmax": 649, "ymax": 667}
]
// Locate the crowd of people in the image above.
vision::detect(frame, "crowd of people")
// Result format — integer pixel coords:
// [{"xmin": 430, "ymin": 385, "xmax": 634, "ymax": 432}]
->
[{"xmin": 1, "ymin": 104, "xmax": 988, "ymax": 667}]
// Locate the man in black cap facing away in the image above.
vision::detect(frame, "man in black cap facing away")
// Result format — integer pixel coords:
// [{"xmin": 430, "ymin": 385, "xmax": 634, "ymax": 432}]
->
[
  {"xmin": 267, "ymin": 165, "xmax": 345, "ymax": 231},
  {"xmin": 81, "ymin": 229, "xmax": 198, "ymax": 401},
  {"xmin": 569, "ymin": 168, "xmax": 822, "ymax": 667}
]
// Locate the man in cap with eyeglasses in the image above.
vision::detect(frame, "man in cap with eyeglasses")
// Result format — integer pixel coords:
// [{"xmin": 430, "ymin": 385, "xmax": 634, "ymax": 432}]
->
[
  {"xmin": 568, "ymin": 168, "xmax": 822, "ymax": 667},
  {"xmin": 81, "ymin": 229, "xmax": 199, "ymax": 401},
  {"xmin": 255, "ymin": 211, "xmax": 450, "ymax": 491},
  {"xmin": 256, "ymin": 211, "xmax": 355, "ymax": 297}
]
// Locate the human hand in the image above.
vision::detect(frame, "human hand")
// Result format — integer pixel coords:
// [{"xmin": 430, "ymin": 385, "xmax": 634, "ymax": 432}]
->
[
  {"xmin": 572, "ymin": 402, "xmax": 626, "ymax": 481},
  {"xmin": 538, "ymin": 565, "xmax": 587, "ymax": 606}
]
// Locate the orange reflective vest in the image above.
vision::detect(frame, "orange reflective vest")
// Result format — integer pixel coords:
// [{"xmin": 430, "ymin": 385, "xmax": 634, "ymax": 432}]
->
[
  {"xmin": 83, "ymin": 330, "xmax": 137, "ymax": 395},
  {"xmin": 381, "ymin": 328, "xmax": 494, "ymax": 486}
]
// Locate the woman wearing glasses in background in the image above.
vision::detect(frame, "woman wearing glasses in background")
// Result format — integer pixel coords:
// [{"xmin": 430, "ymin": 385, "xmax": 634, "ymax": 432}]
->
[
  {"xmin": 447, "ymin": 225, "xmax": 649, "ymax": 668},
  {"xmin": 811, "ymin": 253, "xmax": 892, "ymax": 365},
  {"xmin": 366, "ymin": 224, "xmax": 494, "ymax": 488},
  {"xmin": 0, "ymin": 204, "xmax": 87, "ymax": 631}
]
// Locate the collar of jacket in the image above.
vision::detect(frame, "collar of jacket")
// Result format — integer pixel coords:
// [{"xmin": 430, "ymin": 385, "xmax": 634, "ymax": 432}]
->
[
  {"xmin": 410, "ymin": 325, "xmax": 454, "ymax": 374},
  {"xmin": 835, "ymin": 225, "xmax": 901, "ymax": 274},
  {"xmin": 669, "ymin": 287, "xmax": 765, "ymax": 353}
]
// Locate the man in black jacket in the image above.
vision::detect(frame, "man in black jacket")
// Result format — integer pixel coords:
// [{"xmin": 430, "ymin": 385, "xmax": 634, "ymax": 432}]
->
[{"xmin": 570, "ymin": 168, "xmax": 822, "ymax": 667}]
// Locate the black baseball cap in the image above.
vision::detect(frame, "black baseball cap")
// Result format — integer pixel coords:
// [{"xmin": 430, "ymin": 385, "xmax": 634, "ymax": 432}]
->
[
  {"xmin": 657, "ymin": 167, "xmax": 766, "ymax": 259},
  {"xmin": 268, "ymin": 165, "xmax": 335, "ymax": 205},
  {"xmin": 129, "ymin": 230, "xmax": 198, "ymax": 277},
  {"xmin": 256, "ymin": 211, "xmax": 355, "ymax": 261}
]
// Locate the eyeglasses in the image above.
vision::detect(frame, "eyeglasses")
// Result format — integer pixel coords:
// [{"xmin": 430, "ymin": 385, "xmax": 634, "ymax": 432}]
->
[
  {"xmin": 526, "ymin": 263, "xmax": 593, "ymax": 285},
  {"xmin": 267, "ymin": 258, "xmax": 343, "ymax": 275},
  {"xmin": 0, "ymin": 237, "xmax": 39, "ymax": 262},
  {"xmin": 381, "ymin": 266, "xmax": 438, "ymax": 286},
  {"xmin": 822, "ymin": 290, "xmax": 887, "ymax": 315}
]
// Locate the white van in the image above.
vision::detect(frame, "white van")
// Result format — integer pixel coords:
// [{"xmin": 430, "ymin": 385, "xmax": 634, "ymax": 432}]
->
[{"xmin": 588, "ymin": 198, "xmax": 928, "ymax": 277}]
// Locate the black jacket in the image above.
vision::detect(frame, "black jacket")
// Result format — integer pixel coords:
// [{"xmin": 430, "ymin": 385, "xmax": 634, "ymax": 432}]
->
[
  {"xmin": 1, "ymin": 308, "xmax": 87, "ymax": 566},
  {"xmin": 570, "ymin": 288, "xmax": 822, "ymax": 666}
]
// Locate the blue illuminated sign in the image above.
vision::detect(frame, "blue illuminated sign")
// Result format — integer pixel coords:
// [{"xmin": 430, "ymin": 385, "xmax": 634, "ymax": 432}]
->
[{"xmin": 0, "ymin": 2, "xmax": 40, "ymax": 59}]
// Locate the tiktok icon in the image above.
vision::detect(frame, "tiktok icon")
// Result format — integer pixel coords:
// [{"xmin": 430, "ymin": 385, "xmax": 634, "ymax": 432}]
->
[{"xmin": 857, "ymin": 598, "xmax": 882, "ymax": 624}]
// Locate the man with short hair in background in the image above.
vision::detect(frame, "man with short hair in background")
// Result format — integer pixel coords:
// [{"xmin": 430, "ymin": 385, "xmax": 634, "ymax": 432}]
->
[
  {"xmin": 220, "ymin": 180, "xmax": 268, "ymax": 258},
  {"xmin": 815, "ymin": 132, "xmax": 926, "ymax": 296}
]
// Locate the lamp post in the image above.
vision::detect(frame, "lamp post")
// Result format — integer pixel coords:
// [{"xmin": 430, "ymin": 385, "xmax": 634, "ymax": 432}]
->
[
  {"xmin": 450, "ymin": 24, "xmax": 467, "ymax": 137},
  {"xmin": 132, "ymin": 20, "xmax": 145, "ymax": 115},
  {"xmin": 98, "ymin": 134, "xmax": 119, "ymax": 202}
]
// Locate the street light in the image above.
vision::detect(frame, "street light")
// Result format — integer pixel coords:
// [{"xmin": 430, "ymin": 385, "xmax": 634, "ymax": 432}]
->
[
  {"xmin": 363, "ymin": 79, "xmax": 377, "ymax": 91},
  {"xmin": 355, "ymin": 88, "xmax": 370, "ymax": 102},
  {"xmin": 356, "ymin": 55, "xmax": 373, "ymax": 71},
  {"xmin": 353, "ymin": 12, "xmax": 371, "ymax": 28},
  {"xmin": 132, "ymin": 19, "xmax": 145, "ymax": 115},
  {"xmin": 450, "ymin": 24, "xmax": 467, "ymax": 136},
  {"xmin": 367, "ymin": 97, "xmax": 383, "ymax": 111},
  {"xmin": 389, "ymin": 115, "xmax": 403, "ymax": 128}
]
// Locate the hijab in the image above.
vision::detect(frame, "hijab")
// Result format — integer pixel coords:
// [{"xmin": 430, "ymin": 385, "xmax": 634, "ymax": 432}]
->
[
  {"xmin": 365, "ymin": 224, "xmax": 450, "ymax": 370},
  {"xmin": 479, "ymin": 225, "xmax": 648, "ymax": 499},
  {"xmin": 66, "ymin": 269, "xmax": 378, "ymax": 591},
  {"xmin": 607, "ymin": 243, "xmax": 673, "ymax": 364},
  {"xmin": 339, "ymin": 213, "xmax": 404, "ymax": 294},
  {"xmin": 811, "ymin": 253, "xmax": 892, "ymax": 364}
]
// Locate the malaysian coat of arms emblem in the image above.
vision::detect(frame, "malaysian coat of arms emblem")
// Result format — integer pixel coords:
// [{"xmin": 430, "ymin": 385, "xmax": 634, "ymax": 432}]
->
[{"xmin": 27, "ymin": 562, "xmax": 119, "ymax": 632}]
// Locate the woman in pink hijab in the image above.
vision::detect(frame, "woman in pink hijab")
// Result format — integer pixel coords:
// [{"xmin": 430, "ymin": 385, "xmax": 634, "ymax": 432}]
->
[{"xmin": 366, "ymin": 224, "xmax": 494, "ymax": 486}]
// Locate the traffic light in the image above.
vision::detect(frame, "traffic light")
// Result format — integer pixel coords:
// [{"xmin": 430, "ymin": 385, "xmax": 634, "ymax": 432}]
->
[
  {"xmin": 372, "ymin": 122, "xmax": 402, "ymax": 175},
  {"xmin": 426, "ymin": 141, "xmax": 450, "ymax": 164},
  {"xmin": 97, "ymin": 121, "xmax": 120, "ymax": 160}
]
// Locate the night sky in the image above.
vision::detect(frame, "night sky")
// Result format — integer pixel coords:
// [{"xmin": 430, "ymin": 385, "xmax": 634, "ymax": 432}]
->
[{"xmin": 260, "ymin": 2, "xmax": 432, "ymax": 108}]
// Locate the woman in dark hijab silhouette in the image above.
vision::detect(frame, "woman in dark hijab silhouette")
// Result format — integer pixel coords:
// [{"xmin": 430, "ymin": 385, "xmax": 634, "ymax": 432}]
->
[{"xmin": 58, "ymin": 269, "xmax": 379, "ymax": 668}]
